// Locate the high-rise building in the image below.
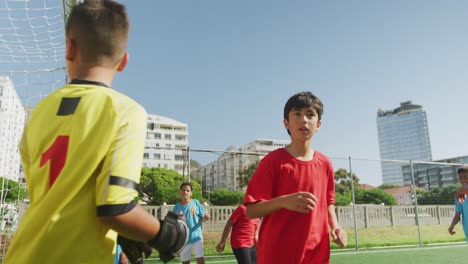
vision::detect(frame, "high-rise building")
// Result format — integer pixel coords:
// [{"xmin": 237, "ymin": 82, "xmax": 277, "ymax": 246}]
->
[
  {"xmin": 143, "ymin": 114, "xmax": 189, "ymax": 174},
  {"xmin": 377, "ymin": 101, "xmax": 432, "ymax": 186},
  {"xmin": 0, "ymin": 77, "xmax": 26, "ymax": 181}
]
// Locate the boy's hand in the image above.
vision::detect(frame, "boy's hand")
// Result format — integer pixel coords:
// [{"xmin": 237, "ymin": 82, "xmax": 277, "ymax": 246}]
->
[
  {"xmin": 216, "ymin": 241, "xmax": 225, "ymax": 253},
  {"xmin": 457, "ymin": 185, "xmax": 468, "ymax": 204},
  {"xmin": 148, "ymin": 211, "xmax": 189, "ymax": 263},
  {"xmin": 117, "ymin": 235, "xmax": 153, "ymax": 264},
  {"xmin": 331, "ymin": 228, "xmax": 347, "ymax": 248},
  {"xmin": 448, "ymin": 226, "xmax": 456, "ymax": 235},
  {"xmin": 457, "ymin": 192, "xmax": 466, "ymax": 204},
  {"xmin": 282, "ymin": 192, "xmax": 318, "ymax": 214},
  {"xmin": 204, "ymin": 213, "xmax": 210, "ymax": 221}
]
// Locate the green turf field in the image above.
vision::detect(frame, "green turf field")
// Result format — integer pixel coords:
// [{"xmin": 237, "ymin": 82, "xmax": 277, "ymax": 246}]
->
[
  {"xmin": 144, "ymin": 243, "xmax": 468, "ymax": 264},
  {"xmin": 331, "ymin": 243, "xmax": 468, "ymax": 264}
]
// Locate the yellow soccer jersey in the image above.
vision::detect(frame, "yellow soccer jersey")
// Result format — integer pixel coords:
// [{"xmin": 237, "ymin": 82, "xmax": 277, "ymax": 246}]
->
[{"xmin": 5, "ymin": 80, "xmax": 147, "ymax": 264}]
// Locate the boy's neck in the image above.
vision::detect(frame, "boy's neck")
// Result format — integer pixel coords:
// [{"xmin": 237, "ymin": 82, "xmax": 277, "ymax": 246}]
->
[
  {"xmin": 69, "ymin": 65, "xmax": 116, "ymax": 88},
  {"xmin": 286, "ymin": 140, "xmax": 314, "ymax": 161},
  {"xmin": 180, "ymin": 198, "xmax": 192, "ymax": 204}
]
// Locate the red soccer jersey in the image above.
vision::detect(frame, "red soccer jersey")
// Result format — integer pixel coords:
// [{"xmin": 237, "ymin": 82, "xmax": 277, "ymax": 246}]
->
[
  {"xmin": 244, "ymin": 148, "xmax": 335, "ymax": 264},
  {"xmin": 230, "ymin": 205, "xmax": 259, "ymax": 249}
]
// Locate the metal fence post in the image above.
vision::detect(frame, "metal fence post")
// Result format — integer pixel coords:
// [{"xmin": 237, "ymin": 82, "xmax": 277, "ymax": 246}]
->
[
  {"xmin": 349, "ymin": 156, "xmax": 359, "ymax": 251},
  {"xmin": 410, "ymin": 160, "xmax": 422, "ymax": 246},
  {"xmin": 390, "ymin": 206, "xmax": 395, "ymax": 227}
]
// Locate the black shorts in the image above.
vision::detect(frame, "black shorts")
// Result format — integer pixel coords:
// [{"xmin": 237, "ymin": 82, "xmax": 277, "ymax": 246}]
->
[{"xmin": 232, "ymin": 246, "xmax": 257, "ymax": 264}]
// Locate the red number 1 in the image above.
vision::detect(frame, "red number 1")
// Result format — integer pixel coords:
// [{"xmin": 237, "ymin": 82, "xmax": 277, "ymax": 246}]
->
[{"xmin": 40, "ymin": 135, "xmax": 69, "ymax": 188}]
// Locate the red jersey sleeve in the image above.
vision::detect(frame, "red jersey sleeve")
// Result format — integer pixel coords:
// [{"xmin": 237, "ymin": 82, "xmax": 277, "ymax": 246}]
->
[
  {"xmin": 229, "ymin": 206, "xmax": 243, "ymax": 223},
  {"xmin": 243, "ymin": 153, "xmax": 275, "ymax": 205}
]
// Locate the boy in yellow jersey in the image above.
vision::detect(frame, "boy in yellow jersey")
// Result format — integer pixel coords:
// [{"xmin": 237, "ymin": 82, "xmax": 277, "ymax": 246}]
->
[{"xmin": 5, "ymin": 1, "xmax": 187, "ymax": 263}]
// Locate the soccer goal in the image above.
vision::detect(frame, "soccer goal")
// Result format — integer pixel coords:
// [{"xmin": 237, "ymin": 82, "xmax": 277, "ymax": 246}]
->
[{"xmin": 0, "ymin": 0, "xmax": 75, "ymax": 241}]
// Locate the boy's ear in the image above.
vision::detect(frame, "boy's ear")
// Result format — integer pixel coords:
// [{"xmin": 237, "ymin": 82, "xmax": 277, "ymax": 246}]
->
[
  {"xmin": 116, "ymin": 52, "xmax": 129, "ymax": 72},
  {"xmin": 315, "ymin": 119, "xmax": 322, "ymax": 131},
  {"xmin": 283, "ymin": 118, "xmax": 289, "ymax": 129},
  {"xmin": 65, "ymin": 38, "xmax": 77, "ymax": 62}
]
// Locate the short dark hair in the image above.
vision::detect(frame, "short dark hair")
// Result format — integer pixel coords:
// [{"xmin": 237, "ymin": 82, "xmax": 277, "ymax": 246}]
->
[
  {"xmin": 458, "ymin": 166, "xmax": 468, "ymax": 174},
  {"xmin": 283, "ymin": 91, "xmax": 323, "ymax": 135},
  {"xmin": 66, "ymin": 0, "xmax": 129, "ymax": 66},
  {"xmin": 180, "ymin": 182, "xmax": 193, "ymax": 191}
]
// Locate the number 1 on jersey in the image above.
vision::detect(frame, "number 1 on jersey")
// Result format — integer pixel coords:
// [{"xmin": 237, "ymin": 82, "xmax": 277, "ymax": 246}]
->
[{"xmin": 40, "ymin": 135, "xmax": 69, "ymax": 188}]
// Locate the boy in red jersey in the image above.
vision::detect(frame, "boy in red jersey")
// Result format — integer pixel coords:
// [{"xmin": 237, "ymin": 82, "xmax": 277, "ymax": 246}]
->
[
  {"xmin": 244, "ymin": 91, "xmax": 347, "ymax": 264},
  {"xmin": 5, "ymin": 1, "xmax": 186, "ymax": 263},
  {"xmin": 216, "ymin": 204, "xmax": 259, "ymax": 264}
]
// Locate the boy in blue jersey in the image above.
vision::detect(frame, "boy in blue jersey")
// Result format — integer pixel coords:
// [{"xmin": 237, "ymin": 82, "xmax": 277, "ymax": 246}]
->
[
  {"xmin": 449, "ymin": 166, "xmax": 468, "ymax": 240},
  {"xmin": 173, "ymin": 182, "xmax": 210, "ymax": 264}
]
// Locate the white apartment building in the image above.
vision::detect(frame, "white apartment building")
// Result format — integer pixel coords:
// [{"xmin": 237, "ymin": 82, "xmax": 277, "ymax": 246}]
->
[
  {"xmin": 0, "ymin": 77, "xmax": 26, "ymax": 181},
  {"xmin": 194, "ymin": 139, "xmax": 289, "ymax": 191},
  {"xmin": 143, "ymin": 114, "xmax": 189, "ymax": 175}
]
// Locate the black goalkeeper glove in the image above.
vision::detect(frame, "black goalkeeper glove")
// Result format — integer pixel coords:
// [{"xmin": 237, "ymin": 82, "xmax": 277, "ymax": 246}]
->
[
  {"xmin": 117, "ymin": 235, "xmax": 153, "ymax": 264},
  {"xmin": 148, "ymin": 211, "xmax": 189, "ymax": 263}
]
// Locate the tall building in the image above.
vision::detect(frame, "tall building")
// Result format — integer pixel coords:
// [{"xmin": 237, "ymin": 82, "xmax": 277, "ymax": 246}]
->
[
  {"xmin": 376, "ymin": 101, "xmax": 432, "ymax": 186},
  {"xmin": 143, "ymin": 114, "xmax": 189, "ymax": 174},
  {"xmin": 194, "ymin": 139, "xmax": 289, "ymax": 191},
  {"xmin": 0, "ymin": 77, "xmax": 26, "ymax": 181}
]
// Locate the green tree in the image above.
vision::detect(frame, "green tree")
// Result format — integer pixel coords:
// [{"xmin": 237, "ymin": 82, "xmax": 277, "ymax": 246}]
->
[
  {"xmin": 238, "ymin": 160, "xmax": 259, "ymax": 189},
  {"xmin": 378, "ymin": 184, "xmax": 402, "ymax": 189},
  {"xmin": 139, "ymin": 167, "xmax": 203, "ymax": 205},
  {"xmin": 417, "ymin": 185, "xmax": 458, "ymax": 205},
  {"xmin": 356, "ymin": 188, "xmax": 397, "ymax": 205},
  {"xmin": 209, "ymin": 189, "xmax": 244, "ymax": 205},
  {"xmin": 334, "ymin": 168, "xmax": 360, "ymax": 194},
  {"xmin": 190, "ymin": 159, "xmax": 202, "ymax": 170},
  {"xmin": 335, "ymin": 192, "xmax": 352, "ymax": 206},
  {"xmin": 0, "ymin": 177, "xmax": 28, "ymax": 203}
]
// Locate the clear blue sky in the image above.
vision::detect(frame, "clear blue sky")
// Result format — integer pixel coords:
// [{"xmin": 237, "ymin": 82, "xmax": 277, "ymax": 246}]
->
[
  {"xmin": 111, "ymin": 1, "xmax": 468, "ymax": 186},
  {"xmin": 108, "ymin": 1, "xmax": 468, "ymax": 186},
  {"xmin": 4, "ymin": 1, "xmax": 468, "ymax": 187}
]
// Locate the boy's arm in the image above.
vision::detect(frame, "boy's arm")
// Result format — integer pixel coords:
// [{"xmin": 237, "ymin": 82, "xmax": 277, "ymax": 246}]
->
[
  {"xmin": 99, "ymin": 204, "xmax": 160, "ymax": 241},
  {"xmin": 328, "ymin": 204, "xmax": 347, "ymax": 247},
  {"xmin": 216, "ymin": 219, "xmax": 234, "ymax": 253},
  {"xmin": 448, "ymin": 212, "xmax": 461, "ymax": 235},
  {"xmin": 246, "ymin": 191, "xmax": 318, "ymax": 219}
]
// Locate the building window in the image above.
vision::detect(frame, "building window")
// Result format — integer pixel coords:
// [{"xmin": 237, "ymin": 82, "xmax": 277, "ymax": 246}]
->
[
  {"xmin": 165, "ymin": 134, "xmax": 171, "ymax": 140},
  {"xmin": 143, "ymin": 153, "xmax": 149, "ymax": 158},
  {"xmin": 175, "ymin": 135, "xmax": 186, "ymax": 141},
  {"xmin": 166, "ymin": 144, "xmax": 171, "ymax": 148},
  {"xmin": 154, "ymin": 153, "xmax": 161, "ymax": 160},
  {"xmin": 155, "ymin": 133, "xmax": 161, "ymax": 139},
  {"xmin": 175, "ymin": 155, "xmax": 184, "ymax": 161}
]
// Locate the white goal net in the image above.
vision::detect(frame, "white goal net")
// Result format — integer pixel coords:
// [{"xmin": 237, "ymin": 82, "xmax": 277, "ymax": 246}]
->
[
  {"xmin": 0, "ymin": 0, "xmax": 73, "ymax": 235},
  {"xmin": 0, "ymin": 0, "xmax": 68, "ymax": 107}
]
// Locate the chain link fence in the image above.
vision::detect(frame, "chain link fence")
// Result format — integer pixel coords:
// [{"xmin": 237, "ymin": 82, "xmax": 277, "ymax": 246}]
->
[{"xmin": 0, "ymin": 147, "xmax": 466, "ymax": 261}]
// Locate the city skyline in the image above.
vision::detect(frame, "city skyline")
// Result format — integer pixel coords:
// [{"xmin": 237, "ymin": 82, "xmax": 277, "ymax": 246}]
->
[{"xmin": 3, "ymin": 1, "xmax": 468, "ymax": 187}]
